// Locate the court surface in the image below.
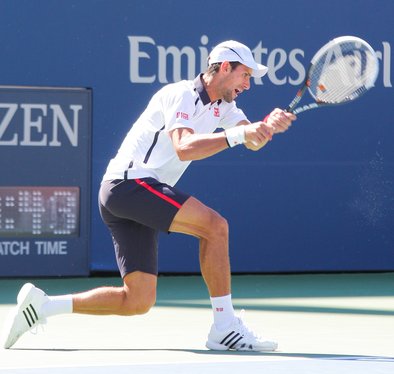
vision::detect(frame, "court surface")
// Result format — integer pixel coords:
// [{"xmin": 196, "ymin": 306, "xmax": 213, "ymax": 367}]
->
[{"xmin": 0, "ymin": 273, "xmax": 393, "ymax": 373}]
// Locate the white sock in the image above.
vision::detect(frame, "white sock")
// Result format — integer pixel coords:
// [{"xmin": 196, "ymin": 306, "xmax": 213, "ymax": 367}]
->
[
  {"xmin": 41, "ymin": 295, "xmax": 73, "ymax": 318},
  {"xmin": 210, "ymin": 294, "xmax": 235, "ymax": 331}
]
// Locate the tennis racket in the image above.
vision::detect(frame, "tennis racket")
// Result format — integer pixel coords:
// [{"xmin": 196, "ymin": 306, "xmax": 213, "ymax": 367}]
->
[{"xmin": 285, "ymin": 35, "xmax": 379, "ymax": 115}]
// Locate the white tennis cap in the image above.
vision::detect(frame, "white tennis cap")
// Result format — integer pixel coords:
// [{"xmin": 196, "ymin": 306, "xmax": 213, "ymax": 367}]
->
[{"xmin": 208, "ymin": 40, "xmax": 268, "ymax": 78}]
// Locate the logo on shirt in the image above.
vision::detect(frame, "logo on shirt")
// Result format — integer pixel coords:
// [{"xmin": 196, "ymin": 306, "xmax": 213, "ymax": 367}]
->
[
  {"xmin": 213, "ymin": 107, "xmax": 220, "ymax": 117},
  {"xmin": 176, "ymin": 111, "xmax": 189, "ymax": 120}
]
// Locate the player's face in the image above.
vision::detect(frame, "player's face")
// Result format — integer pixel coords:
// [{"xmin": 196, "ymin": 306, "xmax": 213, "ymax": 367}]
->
[{"xmin": 221, "ymin": 63, "xmax": 252, "ymax": 103}]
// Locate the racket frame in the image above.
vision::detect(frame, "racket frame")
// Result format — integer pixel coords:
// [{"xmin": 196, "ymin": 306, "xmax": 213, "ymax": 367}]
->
[{"xmin": 285, "ymin": 36, "xmax": 379, "ymax": 115}]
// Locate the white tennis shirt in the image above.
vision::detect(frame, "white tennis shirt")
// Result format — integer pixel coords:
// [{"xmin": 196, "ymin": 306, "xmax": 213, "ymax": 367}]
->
[{"xmin": 102, "ymin": 75, "xmax": 248, "ymax": 186}]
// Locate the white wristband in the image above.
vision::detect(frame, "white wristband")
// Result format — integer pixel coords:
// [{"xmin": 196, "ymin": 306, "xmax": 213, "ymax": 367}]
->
[{"xmin": 225, "ymin": 126, "xmax": 245, "ymax": 147}]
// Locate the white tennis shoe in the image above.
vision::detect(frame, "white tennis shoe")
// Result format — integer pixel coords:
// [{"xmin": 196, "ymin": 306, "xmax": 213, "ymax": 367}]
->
[
  {"xmin": 1, "ymin": 283, "xmax": 48, "ymax": 349},
  {"xmin": 206, "ymin": 311, "xmax": 278, "ymax": 352}
]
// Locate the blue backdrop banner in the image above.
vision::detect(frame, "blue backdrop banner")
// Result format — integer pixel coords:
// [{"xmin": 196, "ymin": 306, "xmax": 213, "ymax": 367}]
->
[{"xmin": 0, "ymin": 0, "xmax": 392, "ymax": 275}]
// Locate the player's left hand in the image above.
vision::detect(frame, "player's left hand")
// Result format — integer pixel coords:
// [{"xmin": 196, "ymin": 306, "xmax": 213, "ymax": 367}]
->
[{"xmin": 265, "ymin": 108, "xmax": 296, "ymax": 134}]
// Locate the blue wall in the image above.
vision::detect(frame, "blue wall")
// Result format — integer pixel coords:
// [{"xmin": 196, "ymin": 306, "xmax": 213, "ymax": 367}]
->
[{"xmin": 0, "ymin": 0, "xmax": 393, "ymax": 274}]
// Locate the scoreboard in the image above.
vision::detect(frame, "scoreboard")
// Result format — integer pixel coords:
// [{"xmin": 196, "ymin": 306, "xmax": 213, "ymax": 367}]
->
[
  {"xmin": 0, "ymin": 187, "xmax": 79, "ymax": 237},
  {"xmin": 0, "ymin": 87, "xmax": 91, "ymax": 276}
]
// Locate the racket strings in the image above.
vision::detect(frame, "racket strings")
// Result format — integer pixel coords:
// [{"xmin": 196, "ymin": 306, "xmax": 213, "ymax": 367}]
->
[{"xmin": 309, "ymin": 41, "xmax": 378, "ymax": 104}]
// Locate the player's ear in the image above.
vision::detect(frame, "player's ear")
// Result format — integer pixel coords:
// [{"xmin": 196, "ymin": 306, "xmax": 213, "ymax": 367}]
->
[{"xmin": 220, "ymin": 61, "xmax": 231, "ymax": 74}]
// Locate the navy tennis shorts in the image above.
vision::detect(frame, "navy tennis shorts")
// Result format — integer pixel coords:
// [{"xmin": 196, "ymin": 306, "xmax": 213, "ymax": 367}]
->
[{"xmin": 99, "ymin": 178, "xmax": 190, "ymax": 278}]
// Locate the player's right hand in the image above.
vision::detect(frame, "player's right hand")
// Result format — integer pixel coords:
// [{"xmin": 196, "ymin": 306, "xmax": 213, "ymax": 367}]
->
[
  {"xmin": 265, "ymin": 108, "xmax": 296, "ymax": 133},
  {"xmin": 244, "ymin": 121, "xmax": 274, "ymax": 146}
]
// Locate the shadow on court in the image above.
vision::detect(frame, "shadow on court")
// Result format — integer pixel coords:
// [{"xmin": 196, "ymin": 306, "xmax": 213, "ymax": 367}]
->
[
  {"xmin": 156, "ymin": 300, "xmax": 394, "ymax": 316},
  {"xmin": 10, "ymin": 347, "xmax": 394, "ymax": 361}
]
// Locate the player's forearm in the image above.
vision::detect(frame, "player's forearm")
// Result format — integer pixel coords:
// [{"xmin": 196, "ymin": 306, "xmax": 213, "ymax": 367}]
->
[{"xmin": 174, "ymin": 132, "xmax": 229, "ymax": 161}]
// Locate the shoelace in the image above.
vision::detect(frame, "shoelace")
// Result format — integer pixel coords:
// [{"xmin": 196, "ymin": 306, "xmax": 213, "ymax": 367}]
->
[{"xmin": 236, "ymin": 310, "xmax": 262, "ymax": 340}]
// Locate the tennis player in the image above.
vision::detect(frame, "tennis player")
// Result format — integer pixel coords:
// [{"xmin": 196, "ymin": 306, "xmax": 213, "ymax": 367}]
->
[{"xmin": 2, "ymin": 40, "xmax": 296, "ymax": 351}]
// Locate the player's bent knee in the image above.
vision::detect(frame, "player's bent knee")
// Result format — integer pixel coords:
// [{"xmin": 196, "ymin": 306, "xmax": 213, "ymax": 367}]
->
[
  {"xmin": 207, "ymin": 211, "xmax": 229, "ymax": 241},
  {"xmin": 135, "ymin": 289, "xmax": 156, "ymax": 315},
  {"xmin": 132, "ymin": 298, "xmax": 155, "ymax": 315},
  {"xmin": 121, "ymin": 272, "xmax": 157, "ymax": 315},
  {"xmin": 120, "ymin": 291, "xmax": 156, "ymax": 316}
]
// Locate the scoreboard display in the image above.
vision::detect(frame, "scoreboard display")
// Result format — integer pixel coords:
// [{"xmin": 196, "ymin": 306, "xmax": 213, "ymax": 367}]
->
[
  {"xmin": 0, "ymin": 87, "xmax": 91, "ymax": 276},
  {"xmin": 0, "ymin": 186, "xmax": 79, "ymax": 237}
]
